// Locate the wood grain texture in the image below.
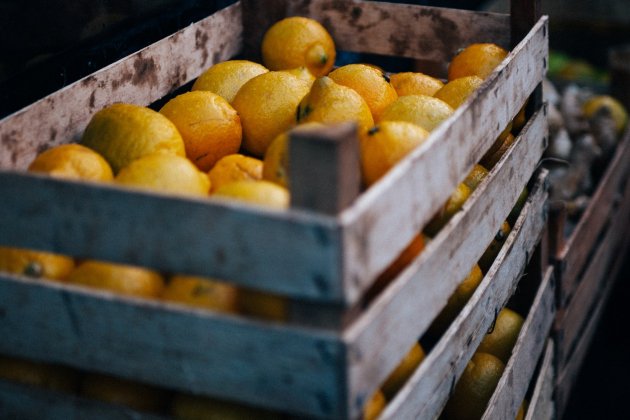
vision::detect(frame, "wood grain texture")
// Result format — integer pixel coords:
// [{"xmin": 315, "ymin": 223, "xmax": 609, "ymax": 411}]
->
[
  {"xmin": 482, "ymin": 266, "xmax": 555, "ymax": 420},
  {"xmin": 0, "ymin": 379, "xmax": 167, "ymax": 420},
  {"xmin": 378, "ymin": 170, "xmax": 548, "ymax": 420},
  {"xmin": 0, "ymin": 3, "xmax": 243, "ymax": 170},
  {"xmin": 340, "ymin": 19, "xmax": 548, "ymax": 304},
  {"xmin": 0, "ymin": 276, "xmax": 346, "ymax": 419},
  {"xmin": 555, "ymin": 127, "xmax": 630, "ymax": 306},
  {"xmin": 524, "ymin": 340, "xmax": 555, "ymax": 420},
  {"xmin": 343, "ymin": 108, "xmax": 547, "ymax": 417},
  {"xmin": 0, "ymin": 173, "xmax": 344, "ymax": 301}
]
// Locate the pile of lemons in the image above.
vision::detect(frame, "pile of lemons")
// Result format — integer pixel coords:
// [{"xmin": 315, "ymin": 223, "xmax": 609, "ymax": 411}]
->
[{"xmin": 0, "ymin": 15, "xmax": 530, "ymax": 420}]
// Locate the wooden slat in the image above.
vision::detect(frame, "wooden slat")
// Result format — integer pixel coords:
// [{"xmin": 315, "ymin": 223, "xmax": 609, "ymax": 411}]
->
[
  {"xmin": 482, "ymin": 266, "xmax": 555, "ymax": 420},
  {"xmin": 0, "ymin": 278, "xmax": 345, "ymax": 419},
  {"xmin": 556, "ymin": 167, "xmax": 630, "ymax": 368},
  {"xmin": 0, "ymin": 175, "xmax": 344, "ymax": 301},
  {"xmin": 554, "ymin": 127, "xmax": 630, "ymax": 305},
  {"xmin": 524, "ymin": 340, "xmax": 555, "ymax": 420},
  {"xmin": 344, "ymin": 109, "xmax": 547, "ymax": 418},
  {"xmin": 378, "ymin": 170, "xmax": 547, "ymax": 420},
  {"xmin": 0, "ymin": 3, "xmax": 243, "ymax": 171},
  {"xmin": 0, "ymin": 379, "xmax": 167, "ymax": 420},
  {"xmin": 340, "ymin": 18, "xmax": 548, "ymax": 303}
]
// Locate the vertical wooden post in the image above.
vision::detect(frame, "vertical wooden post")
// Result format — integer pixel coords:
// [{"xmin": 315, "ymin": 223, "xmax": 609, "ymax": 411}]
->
[
  {"xmin": 289, "ymin": 122, "xmax": 362, "ymax": 215},
  {"xmin": 511, "ymin": 0, "xmax": 543, "ymax": 118},
  {"xmin": 240, "ymin": 0, "xmax": 289, "ymax": 61}
]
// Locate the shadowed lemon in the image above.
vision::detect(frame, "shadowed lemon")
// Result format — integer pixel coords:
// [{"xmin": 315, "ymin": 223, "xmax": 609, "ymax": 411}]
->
[
  {"xmin": 477, "ymin": 307, "xmax": 524, "ymax": 363},
  {"xmin": 81, "ymin": 373, "xmax": 167, "ymax": 413},
  {"xmin": 424, "ymin": 183, "xmax": 472, "ymax": 237},
  {"xmin": 382, "ymin": 342, "xmax": 425, "ymax": 399},
  {"xmin": 363, "ymin": 389, "xmax": 386, "ymax": 420},
  {"xmin": 162, "ymin": 275, "xmax": 238, "ymax": 313},
  {"xmin": 0, "ymin": 355, "xmax": 79, "ymax": 393}
]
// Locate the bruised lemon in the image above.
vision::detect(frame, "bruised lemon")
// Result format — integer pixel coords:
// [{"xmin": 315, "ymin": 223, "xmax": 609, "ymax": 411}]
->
[
  {"xmin": 360, "ymin": 121, "xmax": 430, "ymax": 186},
  {"xmin": 208, "ymin": 154, "xmax": 262, "ymax": 193},
  {"xmin": 28, "ymin": 143, "xmax": 113, "ymax": 182},
  {"xmin": 329, "ymin": 64, "xmax": 398, "ymax": 121},
  {"xmin": 191, "ymin": 60, "xmax": 268, "ymax": 104},
  {"xmin": 233, "ymin": 71, "xmax": 310, "ymax": 157},
  {"xmin": 297, "ymin": 76, "xmax": 374, "ymax": 133},
  {"xmin": 81, "ymin": 103, "xmax": 185, "ymax": 173},
  {"xmin": 389, "ymin": 72, "xmax": 444, "ymax": 97},
  {"xmin": 0, "ymin": 246, "xmax": 74, "ymax": 281},
  {"xmin": 115, "ymin": 154, "xmax": 210, "ymax": 197},
  {"xmin": 262, "ymin": 16, "xmax": 336, "ymax": 77},
  {"xmin": 380, "ymin": 95, "xmax": 454, "ymax": 132},
  {"xmin": 448, "ymin": 43, "xmax": 508, "ymax": 81},
  {"xmin": 159, "ymin": 91, "xmax": 242, "ymax": 171}
]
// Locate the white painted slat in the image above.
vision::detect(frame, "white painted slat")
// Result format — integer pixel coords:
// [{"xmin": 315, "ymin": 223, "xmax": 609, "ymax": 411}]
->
[
  {"xmin": 0, "ymin": 277, "xmax": 345, "ymax": 419},
  {"xmin": 378, "ymin": 169, "xmax": 548, "ymax": 420},
  {"xmin": 340, "ymin": 18, "xmax": 548, "ymax": 304},
  {"xmin": 525, "ymin": 340, "xmax": 555, "ymax": 420},
  {"xmin": 0, "ymin": 175, "xmax": 343, "ymax": 301},
  {"xmin": 482, "ymin": 266, "xmax": 555, "ymax": 420},
  {"xmin": 344, "ymin": 108, "xmax": 547, "ymax": 418},
  {"xmin": 0, "ymin": 3, "xmax": 243, "ymax": 170},
  {"xmin": 0, "ymin": 379, "xmax": 167, "ymax": 420}
]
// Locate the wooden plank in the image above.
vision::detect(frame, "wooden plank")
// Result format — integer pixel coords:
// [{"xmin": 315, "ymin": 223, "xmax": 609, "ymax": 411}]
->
[
  {"xmin": 0, "ymin": 3, "xmax": 243, "ymax": 171},
  {"xmin": 343, "ymin": 108, "xmax": 546, "ymax": 416},
  {"xmin": 290, "ymin": 122, "xmax": 361, "ymax": 214},
  {"xmin": 0, "ymin": 277, "xmax": 346, "ymax": 419},
  {"xmin": 482, "ymin": 266, "xmax": 555, "ymax": 420},
  {"xmin": 0, "ymin": 379, "xmax": 167, "ymax": 420},
  {"xmin": 555, "ymin": 128, "xmax": 630, "ymax": 305},
  {"xmin": 0, "ymin": 174, "xmax": 345, "ymax": 302},
  {"xmin": 525, "ymin": 340, "xmax": 555, "ymax": 420},
  {"xmin": 375, "ymin": 170, "xmax": 548, "ymax": 420},
  {"xmin": 340, "ymin": 19, "xmax": 548, "ymax": 303}
]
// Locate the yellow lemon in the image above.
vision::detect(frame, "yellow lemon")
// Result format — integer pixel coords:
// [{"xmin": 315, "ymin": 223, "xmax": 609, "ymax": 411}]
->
[
  {"xmin": 477, "ymin": 308, "xmax": 525, "ymax": 364},
  {"xmin": 67, "ymin": 260, "xmax": 165, "ymax": 298},
  {"xmin": 583, "ymin": 94, "xmax": 628, "ymax": 134},
  {"xmin": 162, "ymin": 275, "xmax": 238, "ymax": 314},
  {"xmin": 428, "ymin": 264, "xmax": 483, "ymax": 336},
  {"xmin": 159, "ymin": 91, "xmax": 242, "ymax": 171},
  {"xmin": 380, "ymin": 95, "xmax": 454, "ymax": 132},
  {"xmin": 191, "ymin": 59, "xmax": 268, "ymax": 104},
  {"xmin": 448, "ymin": 43, "xmax": 509, "ymax": 81},
  {"xmin": 434, "ymin": 76, "xmax": 484, "ymax": 109},
  {"xmin": 360, "ymin": 121, "xmax": 430, "ymax": 186},
  {"xmin": 463, "ymin": 164, "xmax": 489, "ymax": 191},
  {"xmin": 0, "ymin": 355, "xmax": 79, "ymax": 393},
  {"xmin": 443, "ymin": 352, "xmax": 505, "ymax": 420},
  {"xmin": 280, "ymin": 66, "xmax": 316, "ymax": 86},
  {"xmin": 329, "ymin": 64, "xmax": 398, "ymax": 121},
  {"xmin": 382, "ymin": 342, "xmax": 425, "ymax": 400},
  {"xmin": 262, "ymin": 16, "xmax": 336, "ymax": 77},
  {"xmin": 115, "ymin": 154, "xmax": 210, "ymax": 197},
  {"xmin": 262, "ymin": 122, "xmax": 324, "ymax": 188},
  {"xmin": 297, "ymin": 76, "xmax": 374, "ymax": 133},
  {"xmin": 424, "ymin": 182, "xmax": 472, "ymax": 237},
  {"xmin": 389, "ymin": 71, "xmax": 444, "ymax": 97},
  {"xmin": 81, "ymin": 103, "xmax": 185, "ymax": 173},
  {"xmin": 0, "ymin": 246, "xmax": 74, "ymax": 281},
  {"xmin": 208, "ymin": 154, "xmax": 262, "ymax": 193},
  {"xmin": 238, "ymin": 287, "xmax": 287, "ymax": 322},
  {"xmin": 478, "ymin": 221, "xmax": 511, "ymax": 272},
  {"xmin": 364, "ymin": 389, "xmax": 387, "ymax": 420},
  {"xmin": 232, "ymin": 71, "xmax": 310, "ymax": 157},
  {"xmin": 481, "ymin": 133, "xmax": 515, "ymax": 169},
  {"xmin": 214, "ymin": 180, "xmax": 289, "ymax": 210},
  {"xmin": 28, "ymin": 143, "xmax": 114, "ymax": 182},
  {"xmin": 81, "ymin": 373, "xmax": 167, "ymax": 413},
  {"xmin": 171, "ymin": 393, "xmax": 282, "ymax": 420}
]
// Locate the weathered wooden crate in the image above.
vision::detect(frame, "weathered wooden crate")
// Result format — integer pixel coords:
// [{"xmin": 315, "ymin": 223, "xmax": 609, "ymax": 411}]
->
[
  {"xmin": 551, "ymin": 127, "xmax": 630, "ymax": 419},
  {"xmin": 524, "ymin": 339, "xmax": 555, "ymax": 420},
  {"xmin": 0, "ymin": 0, "xmax": 548, "ymax": 418}
]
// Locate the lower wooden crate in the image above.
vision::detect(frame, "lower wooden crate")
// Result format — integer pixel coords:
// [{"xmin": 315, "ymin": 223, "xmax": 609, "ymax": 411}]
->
[{"xmin": 553, "ymin": 171, "xmax": 630, "ymax": 419}]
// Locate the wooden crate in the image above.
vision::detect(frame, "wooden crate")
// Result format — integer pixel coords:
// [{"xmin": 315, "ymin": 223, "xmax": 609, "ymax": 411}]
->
[
  {"xmin": 0, "ymin": 1, "xmax": 548, "ymax": 418},
  {"xmin": 524, "ymin": 339, "xmax": 555, "ymax": 420}
]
